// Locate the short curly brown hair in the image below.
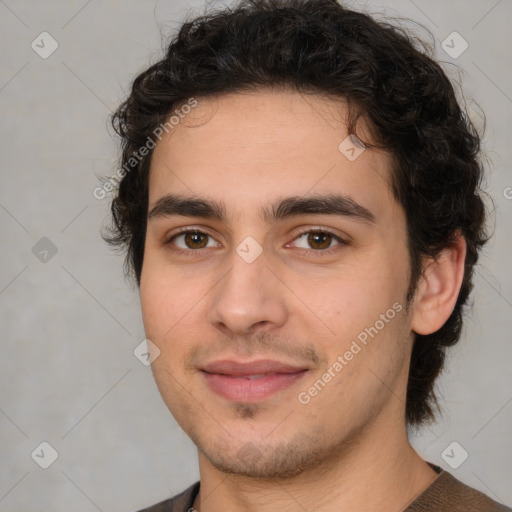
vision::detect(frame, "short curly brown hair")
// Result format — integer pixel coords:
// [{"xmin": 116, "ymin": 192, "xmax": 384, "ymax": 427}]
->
[{"xmin": 105, "ymin": 0, "xmax": 490, "ymax": 427}]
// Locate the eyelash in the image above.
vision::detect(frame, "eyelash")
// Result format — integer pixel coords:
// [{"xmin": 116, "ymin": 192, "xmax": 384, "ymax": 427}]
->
[{"xmin": 164, "ymin": 227, "xmax": 347, "ymax": 258}]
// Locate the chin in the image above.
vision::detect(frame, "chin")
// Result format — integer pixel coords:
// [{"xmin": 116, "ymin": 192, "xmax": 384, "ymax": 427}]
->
[{"xmin": 197, "ymin": 432, "xmax": 331, "ymax": 480}]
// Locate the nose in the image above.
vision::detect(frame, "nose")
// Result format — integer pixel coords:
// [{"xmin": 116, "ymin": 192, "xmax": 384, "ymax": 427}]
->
[{"xmin": 207, "ymin": 247, "xmax": 288, "ymax": 337}]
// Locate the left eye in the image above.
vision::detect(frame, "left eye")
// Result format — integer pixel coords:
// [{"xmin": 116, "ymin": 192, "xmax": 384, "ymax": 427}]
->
[{"xmin": 290, "ymin": 230, "xmax": 345, "ymax": 251}]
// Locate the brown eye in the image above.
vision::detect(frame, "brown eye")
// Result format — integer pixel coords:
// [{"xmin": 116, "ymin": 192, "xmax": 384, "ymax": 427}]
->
[
  {"xmin": 183, "ymin": 232, "xmax": 209, "ymax": 249},
  {"xmin": 307, "ymin": 231, "xmax": 332, "ymax": 250},
  {"xmin": 291, "ymin": 229, "xmax": 344, "ymax": 252},
  {"xmin": 168, "ymin": 230, "xmax": 217, "ymax": 251}
]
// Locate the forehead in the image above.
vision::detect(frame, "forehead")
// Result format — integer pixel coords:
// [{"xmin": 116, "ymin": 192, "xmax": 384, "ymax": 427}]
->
[{"xmin": 148, "ymin": 88, "xmax": 397, "ymax": 223}]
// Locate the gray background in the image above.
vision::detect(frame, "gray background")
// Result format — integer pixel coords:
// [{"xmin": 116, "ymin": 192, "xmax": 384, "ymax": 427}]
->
[{"xmin": 1, "ymin": 0, "xmax": 511, "ymax": 510}]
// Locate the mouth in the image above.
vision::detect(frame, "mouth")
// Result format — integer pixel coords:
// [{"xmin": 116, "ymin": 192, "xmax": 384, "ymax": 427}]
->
[{"xmin": 200, "ymin": 359, "xmax": 309, "ymax": 403}]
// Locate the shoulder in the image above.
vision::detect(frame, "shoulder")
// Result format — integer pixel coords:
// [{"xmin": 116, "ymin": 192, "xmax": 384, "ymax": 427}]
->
[
  {"xmin": 406, "ymin": 466, "xmax": 512, "ymax": 512},
  {"xmin": 134, "ymin": 481, "xmax": 200, "ymax": 512}
]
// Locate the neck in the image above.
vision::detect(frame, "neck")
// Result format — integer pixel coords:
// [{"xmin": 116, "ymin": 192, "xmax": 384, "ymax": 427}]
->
[{"xmin": 192, "ymin": 410, "xmax": 438, "ymax": 512}]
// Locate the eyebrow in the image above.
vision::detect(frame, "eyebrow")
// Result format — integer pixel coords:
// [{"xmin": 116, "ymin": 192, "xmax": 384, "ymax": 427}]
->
[{"xmin": 148, "ymin": 193, "xmax": 376, "ymax": 225}]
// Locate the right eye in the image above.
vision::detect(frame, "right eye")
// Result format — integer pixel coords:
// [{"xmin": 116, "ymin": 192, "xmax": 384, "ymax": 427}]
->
[{"xmin": 165, "ymin": 229, "xmax": 220, "ymax": 254}]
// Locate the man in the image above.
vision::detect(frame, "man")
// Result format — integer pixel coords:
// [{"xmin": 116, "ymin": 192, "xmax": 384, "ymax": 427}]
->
[{"xmin": 105, "ymin": 0, "xmax": 511, "ymax": 510}]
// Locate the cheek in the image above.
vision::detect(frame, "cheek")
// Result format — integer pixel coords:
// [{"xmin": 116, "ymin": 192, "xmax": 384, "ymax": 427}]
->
[
  {"xmin": 293, "ymin": 260, "xmax": 401, "ymax": 332},
  {"xmin": 140, "ymin": 271, "xmax": 190, "ymax": 402},
  {"xmin": 288, "ymin": 254, "xmax": 410, "ymax": 382},
  {"xmin": 139, "ymin": 252, "xmax": 197, "ymax": 339},
  {"xmin": 139, "ymin": 261, "xmax": 213, "ymax": 371},
  {"xmin": 140, "ymin": 273, "xmax": 167, "ymax": 339},
  {"xmin": 140, "ymin": 274, "xmax": 185, "ymax": 351}
]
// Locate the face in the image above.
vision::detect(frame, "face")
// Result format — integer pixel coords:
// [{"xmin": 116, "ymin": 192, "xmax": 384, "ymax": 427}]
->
[{"xmin": 140, "ymin": 89, "xmax": 415, "ymax": 479}]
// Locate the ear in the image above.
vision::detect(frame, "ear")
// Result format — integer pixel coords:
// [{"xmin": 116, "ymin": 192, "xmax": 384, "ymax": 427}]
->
[{"xmin": 411, "ymin": 231, "xmax": 467, "ymax": 336}]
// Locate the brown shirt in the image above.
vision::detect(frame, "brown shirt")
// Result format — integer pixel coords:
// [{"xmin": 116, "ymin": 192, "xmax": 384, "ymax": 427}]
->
[{"xmin": 135, "ymin": 462, "xmax": 512, "ymax": 512}]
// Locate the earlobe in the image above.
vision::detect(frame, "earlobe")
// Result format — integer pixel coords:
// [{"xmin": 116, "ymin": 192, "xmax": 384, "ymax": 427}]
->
[{"xmin": 411, "ymin": 231, "xmax": 467, "ymax": 336}]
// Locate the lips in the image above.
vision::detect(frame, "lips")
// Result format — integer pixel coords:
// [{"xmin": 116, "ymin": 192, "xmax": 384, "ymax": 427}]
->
[
  {"xmin": 200, "ymin": 359, "xmax": 309, "ymax": 402},
  {"xmin": 202, "ymin": 359, "xmax": 307, "ymax": 376}
]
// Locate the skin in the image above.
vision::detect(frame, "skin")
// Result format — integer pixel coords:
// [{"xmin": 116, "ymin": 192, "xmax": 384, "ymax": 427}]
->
[{"xmin": 140, "ymin": 88, "xmax": 466, "ymax": 512}]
